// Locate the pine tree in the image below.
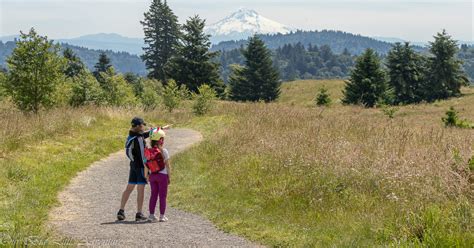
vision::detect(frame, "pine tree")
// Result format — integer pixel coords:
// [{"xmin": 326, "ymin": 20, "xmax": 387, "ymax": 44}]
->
[
  {"xmin": 315, "ymin": 86, "xmax": 331, "ymax": 106},
  {"xmin": 229, "ymin": 35, "xmax": 280, "ymax": 102},
  {"xmin": 93, "ymin": 52, "xmax": 112, "ymax": 84},
  {"xmin": 166, "ymin": 15, "xmax": 224, "ymax": 96},
  {"xmin": 424, "ymin": 30, "xmax": 469, "ymax": 101},
  {"xmin": 141, "ymin": 0, "xmax": 181, "ymax": 82},
  {"xmin": 5, "ymin": 28, "xmax": 65, "ymax": 113},
  {"xmin": 342, "ymin": 48, "xmax": 389, "ymax": 107},
  {"xmin": 386, "ymin": 42, "xmax": 426, "ymax": 104},
  {"xmin": 63, "ymin": 48, "xmax": 85, "ymax": 78}
]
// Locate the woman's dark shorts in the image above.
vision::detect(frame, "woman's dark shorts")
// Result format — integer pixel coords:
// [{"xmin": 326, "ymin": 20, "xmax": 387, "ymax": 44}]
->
[{"xmin": 128, "ymin": 162, "xmax": 147, "ymax": 185}]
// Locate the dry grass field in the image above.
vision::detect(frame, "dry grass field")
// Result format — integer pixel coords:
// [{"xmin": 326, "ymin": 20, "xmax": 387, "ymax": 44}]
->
[{"xmin": 172, "ymin": 80, "xmax": 474, "ymax": 247}]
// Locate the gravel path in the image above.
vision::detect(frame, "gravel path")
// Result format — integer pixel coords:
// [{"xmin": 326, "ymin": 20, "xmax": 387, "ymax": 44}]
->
[{"xmin": 48, "ymin": 128, "xmax": 259, "ymax": 247}]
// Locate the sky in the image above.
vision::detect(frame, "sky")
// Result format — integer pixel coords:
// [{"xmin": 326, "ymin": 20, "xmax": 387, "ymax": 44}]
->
[{"xmin": 0, "ymin": 0, "xmax": 473, "ymax": 42}]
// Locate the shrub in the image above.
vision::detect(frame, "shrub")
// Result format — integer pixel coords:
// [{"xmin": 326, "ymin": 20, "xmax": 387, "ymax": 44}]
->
[
  {"xmin": 315, "ymin": 86, "xmax": 331, "ymax": 106},
  {"xmin": 69, "ymin": 71, "xmax": 104, "ymax": 107},
  {"xmin": 100, "ymin": 68, "xmax": 138, "ymax": 106},
  {"xmin": 381, "ymin": 105, "xmax": 399, "ymax": 119},
  {"xmin": 141, "ymin": 79, "xmax": 162, "ymax": 110},
  {"xmin": 162, "ymin": 80, "xmax": 181, "ymax": 113},
  {"xmin": 192, "ymin": 84, "xmax": 216, "ymax": 115},
  {"xmin": 442, "ymin": 107, "xmax": 474, "ymax": 128}
]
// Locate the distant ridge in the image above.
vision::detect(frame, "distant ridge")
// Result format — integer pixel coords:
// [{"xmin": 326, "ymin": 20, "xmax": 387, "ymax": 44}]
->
[{"xmin": 211, "ymin": 30, "xmax": 410, "ymax": 55}]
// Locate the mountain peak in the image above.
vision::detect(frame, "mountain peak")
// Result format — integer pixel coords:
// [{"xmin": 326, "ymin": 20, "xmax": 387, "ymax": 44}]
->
[
  {"xmin": 205, "ymin": 8, "xmax": 293, "ymax": 44},
  {"xmin": 230, "ymin": 8, "xmax": 259, "ymax": 18}
]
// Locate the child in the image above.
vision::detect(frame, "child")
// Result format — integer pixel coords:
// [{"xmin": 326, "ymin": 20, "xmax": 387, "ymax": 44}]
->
[{"xmin": 144, "ymin": 128, "xmax": 171, "ymax": 222}]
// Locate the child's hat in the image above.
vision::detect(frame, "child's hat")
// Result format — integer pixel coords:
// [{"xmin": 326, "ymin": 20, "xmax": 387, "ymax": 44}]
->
[{"xmin": 150, "ymin": 127, "xmax": 166, "ymax": 141}]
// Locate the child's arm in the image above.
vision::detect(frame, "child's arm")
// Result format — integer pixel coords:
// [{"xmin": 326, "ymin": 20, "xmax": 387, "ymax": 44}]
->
[
  {"xmin": 165, "ymin": 159, "xmax": 171, "ymax": 185},
  {"xmin": 144, "ymin": 166, "xmax": 149, "ymax": 182}
]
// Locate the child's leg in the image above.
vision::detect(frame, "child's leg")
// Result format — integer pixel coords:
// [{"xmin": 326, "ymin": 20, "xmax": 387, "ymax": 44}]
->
[
  {"xmin": 148, "ymin": 174, "xmax": 160, "ymax": 215},
  {"xmin": 158, "ymin": 174, "xmax": 169, "ymax": 215}
]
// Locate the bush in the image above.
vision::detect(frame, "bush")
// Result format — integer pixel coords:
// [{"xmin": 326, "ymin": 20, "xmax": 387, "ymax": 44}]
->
[
  {"xmin": 381, "ymin": 105, "xmax": 399, "ymax": 119},
  {"xmin": 140, "ymin": 79, "xmax": 162, "ymax": 110},
  {"xmin": 192, "ymin": 84, "xmax": 216, "ymax": 115},
  {"xmin": 162, "ymin": 80, "xmax": 181, "ymax": 113},
  {"xmin": 315, "ymin": 86, "xmax": 331, "ymax": 106},
  {"xmin": 99, "ymin": 68, "xmax": 138, "ymax": 107},
  {"xmin": 69, "ymin": 71, "xmax": 104, "ymax": 107},
  {"xmin": 442, "ymin": 107, "xmax": 474, "ymax": 128}
]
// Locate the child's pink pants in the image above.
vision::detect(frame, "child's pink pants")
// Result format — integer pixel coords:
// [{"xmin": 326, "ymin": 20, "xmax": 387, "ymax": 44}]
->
[{"xmin": 149, "ymin": 173, "xmax": 168, "ymax": 215}]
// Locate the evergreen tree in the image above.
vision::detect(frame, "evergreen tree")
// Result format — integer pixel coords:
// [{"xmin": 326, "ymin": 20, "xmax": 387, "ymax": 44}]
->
[
  {"xmin": 141, "ymin": 0, "xmax": 181, "ymax": 82},
  {"xmin": 63, "ymin": 48, "xmax": 85, "ymax": 78},
  {"xmin": 166, "ymin": 15, "xmax": 224, "ymax": 96},
  {"xmin": 229, "ymin": 35, "xmax": 281, "ymax": 102},
  {"xmin": 386, "ymin": 42, "xmax": 426, "ymax": 104},
  {"xmin": 315, "ymin": 86, "xmax": 331, "ymax": 106},
  {"xmin": 4, "ymin": 28, "xmax": 65, "ymax": 113},
  {"xmin": 424, "ymin": 30, "xmax": 469, "ymax": 101},
  {"xmin": 343, "ymin": 48, "xmax": 389, "ymax": 107},
  {"xmin": 93, "ymin": 52, "xmax": 112, "ymax": 84}
]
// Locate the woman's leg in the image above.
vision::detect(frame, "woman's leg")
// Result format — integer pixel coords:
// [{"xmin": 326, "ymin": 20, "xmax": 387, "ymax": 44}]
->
[
  {"xmin": 120, "ymin": 184, "xmax": 135, "ymax": 210},
  {"xmin": 148, "ymin": 174, "xmax": 159, "ymax": 215},
  {"xmin": 158, "ymin": 174, "xmax": 169, "ymax": 215}
]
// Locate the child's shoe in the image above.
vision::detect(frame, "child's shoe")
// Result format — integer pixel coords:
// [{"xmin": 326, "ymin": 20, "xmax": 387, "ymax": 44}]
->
[
  {"xmin": 159, "ymin": 215, "xmax": 168, "ymax": 222},
  {"xmin": 148, "ymin": 214, "xmax": 158, "ymax": 223}
]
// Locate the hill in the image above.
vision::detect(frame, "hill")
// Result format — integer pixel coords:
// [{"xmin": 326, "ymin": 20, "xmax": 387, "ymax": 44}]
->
[
  {"xmin": 0, "ymin": 41, "xmax": 146, "ymax": 75},
  {"xmin": 211, "ymin": 30, "xmax": 404, "ymax": 55}
]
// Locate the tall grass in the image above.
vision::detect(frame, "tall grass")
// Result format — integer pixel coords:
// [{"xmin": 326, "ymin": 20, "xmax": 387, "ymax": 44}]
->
[{"xmin": 171, "ymin": 83, "xmax": 474, "ymax": 246}]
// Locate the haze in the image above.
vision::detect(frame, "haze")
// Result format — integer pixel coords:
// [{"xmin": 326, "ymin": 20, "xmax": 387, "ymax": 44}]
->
[{"xmin": 0, "ymin": 0, "xmax": 472, "ymax": 42}]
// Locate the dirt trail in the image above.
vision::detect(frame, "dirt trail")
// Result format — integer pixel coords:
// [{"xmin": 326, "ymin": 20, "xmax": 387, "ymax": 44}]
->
[{"xmin": 49, "ymin": 128, "xmax": 259, "ymax": 247}]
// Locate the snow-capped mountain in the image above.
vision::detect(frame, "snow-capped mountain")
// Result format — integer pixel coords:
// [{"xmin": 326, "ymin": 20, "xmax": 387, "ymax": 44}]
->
[{"xmin": 205, "ymin": 8, "xmax": 293, "ymax": 44}]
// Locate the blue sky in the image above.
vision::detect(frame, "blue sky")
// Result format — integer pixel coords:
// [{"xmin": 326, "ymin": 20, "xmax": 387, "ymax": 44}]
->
[{"xmin": 0, "ymin": 0, "xmax": 472, "ymax": 41}]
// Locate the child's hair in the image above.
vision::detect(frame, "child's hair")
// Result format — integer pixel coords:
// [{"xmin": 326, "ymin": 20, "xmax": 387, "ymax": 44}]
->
[{"xmin": 151, "ymin": 140, "xmax": 160, "ymax": 147}]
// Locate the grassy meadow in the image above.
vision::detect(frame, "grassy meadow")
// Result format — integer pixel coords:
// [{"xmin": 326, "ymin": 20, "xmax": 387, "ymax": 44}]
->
[
  {"xmin": 0, "ymin": 79, "xmax": 473, "ymax": 247},
  {"xmin": 172, "ymin": 80, "xmax": 474, "ymax": 247}
]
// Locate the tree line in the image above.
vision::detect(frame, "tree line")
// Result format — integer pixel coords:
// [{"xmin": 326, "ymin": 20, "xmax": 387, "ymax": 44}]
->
[
  {"xmin": 219, "ymin": 43, "xmax": 355, "ymax": 82},
  {"xmin": 0, "ymin": 0, "xmax": 281, "ymax": 113},
  {"xmin": 342, "ymin": 30, "xmax": 469, "ymax": 107}
]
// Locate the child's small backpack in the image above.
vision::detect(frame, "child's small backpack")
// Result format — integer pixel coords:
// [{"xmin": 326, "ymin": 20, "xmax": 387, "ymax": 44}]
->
[{"xmin": 145, "ymin": 148, "xmax": 166, "ymax": 173}]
